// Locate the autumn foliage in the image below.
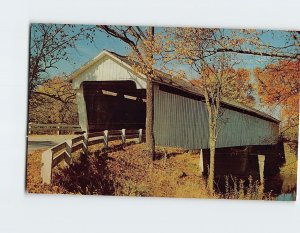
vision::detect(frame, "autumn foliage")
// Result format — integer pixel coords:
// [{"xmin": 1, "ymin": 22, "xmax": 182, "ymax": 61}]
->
[
  {"xmin": 191, "ymin": 67, "xmax": 255, "ymax": 107},
  {"xmin": 254, "ymin": 61, "xmax": 299, "ymax": 126},
  {"xmin": 254, "ymin": 60, "xmax": 300, "ymax": 147},
  {"xmin": 29, "ymin": 77, "xmax": 78, "ymax": 124}
]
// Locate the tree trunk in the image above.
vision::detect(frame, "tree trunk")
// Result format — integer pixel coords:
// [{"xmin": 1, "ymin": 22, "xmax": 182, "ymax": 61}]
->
[
  {"xmin": 208, "ymin": 135, "xmax": 216, "ymax": 193},
  {"xmin": 146, "ymin": 77, "xmax": 155, "ymax": 160},
  {"xmin": 146, "ymin": 26, "xmax": 156, "ymax": 160}
]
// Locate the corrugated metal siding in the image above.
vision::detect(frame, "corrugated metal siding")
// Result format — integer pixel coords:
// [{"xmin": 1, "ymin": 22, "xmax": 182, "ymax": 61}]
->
[
  {"xmin": 154, "ymin": 84, "xmax": 279, "ymax": 149},
  {"xmin": 72, "ymin": 56, "xmax": 146, "ymax": 89}
]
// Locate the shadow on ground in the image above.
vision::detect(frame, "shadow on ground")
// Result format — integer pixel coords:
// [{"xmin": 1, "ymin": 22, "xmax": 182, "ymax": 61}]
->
[{"xmin": 53, "ymin": 141, "xmax": 136, "ymax": 195}]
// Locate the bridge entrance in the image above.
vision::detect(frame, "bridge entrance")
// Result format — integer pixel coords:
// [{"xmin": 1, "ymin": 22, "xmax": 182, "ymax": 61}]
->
[{"xmin": 82, "ymin": 81, "xmax": 146, "ymax": 132}]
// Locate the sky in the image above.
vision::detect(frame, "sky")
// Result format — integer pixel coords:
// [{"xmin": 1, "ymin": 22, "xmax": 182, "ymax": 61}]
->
[
  {"xmin": 33, "ymin": 24, "xmax": 295, "ymax": 79},
  {"xmin": 43, "ymin": 27, "xmax": 129, "ymax": 78}
]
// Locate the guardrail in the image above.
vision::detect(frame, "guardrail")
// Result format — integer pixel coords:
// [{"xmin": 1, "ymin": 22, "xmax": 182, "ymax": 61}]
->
[
  {"xmin": 28, "ymin": 123, "xmax": 82, "ymax": 135},
  {"xmin": 41, "ymin": 129, "xmax": 145, "ymax": 184}
]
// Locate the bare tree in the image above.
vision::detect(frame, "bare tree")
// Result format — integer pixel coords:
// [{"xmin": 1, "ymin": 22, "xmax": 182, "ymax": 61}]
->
[
  {"xmin": 29, "ymin": 23, "xmax": 96, "ymax": 98},
  {"xmin": 211, "ymin": 30, "xmax": 299, "ymax": 60}
]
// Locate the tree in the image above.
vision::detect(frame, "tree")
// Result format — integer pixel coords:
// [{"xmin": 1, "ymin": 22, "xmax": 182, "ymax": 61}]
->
[
  {"xmin": 29, "ymin": 77, "xmax": 78, "ymax": 124},
  {"xmin": 97, "ymin": 26, "xmax": 163, "ymax": 159},
  {"xmin": 167, "ymin": 27, "xmax": 254, "ymax": 193},
  {"xmin": 211, "ymin": 30, "xmax": 300, "ymax": 60},
  {"xmin": 195, "ymin": 56, "xmax": 253, "ymax": 193},
  {"xmin": 218, "ymin": 68, "xmax": 255, "ymax": 107},
  {"xmin": 29, "ymin": 23, "xmax": 96, "ymax": 98},
  {"xmin": 254, "ymin": 60, "xmax": 300, "ymax": 150},
  {"xmin": 164, "ymin": 27, "xmax": 300, "ymax": 191}
]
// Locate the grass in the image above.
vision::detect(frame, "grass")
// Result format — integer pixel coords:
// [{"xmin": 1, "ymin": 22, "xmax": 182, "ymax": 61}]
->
[
  {"xmin": 26, "ymin": 149, "xmax": 69, "ymax": 194},
  {"xmin": 280, "ymin": 143, "xmax": 298, "ymax": 175},
  {"xmin": 223, "ymin": 175, "xmax": 273, "ymax": 200},
  {"xmin": 278, "ymin": 143, "xmax": 298, "ymax": 194},
  {"xmin": 26, "ymin": 141, "xmax": 286, "ymax": 200}
]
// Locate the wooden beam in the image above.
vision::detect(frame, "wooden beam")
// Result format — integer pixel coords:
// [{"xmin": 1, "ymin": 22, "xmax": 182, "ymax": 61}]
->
[
  {"xmin": 102, "ymin": 90, "xmax": 118, "ymax": 96},
  {"xmin": 124, "ymin": 95, "xmax": 137, "ymax": 100}
]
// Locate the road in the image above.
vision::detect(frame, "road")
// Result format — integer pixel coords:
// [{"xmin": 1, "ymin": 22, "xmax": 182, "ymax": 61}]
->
[{"xmin": 27, "ymin": 135, "xmax": 77, "ymax": 153}]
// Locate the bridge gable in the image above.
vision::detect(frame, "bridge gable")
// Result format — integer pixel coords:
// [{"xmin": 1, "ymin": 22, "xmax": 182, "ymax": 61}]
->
[{"xmin": 71, "ymin": 52, "xmax": 147, "ymax": 90}]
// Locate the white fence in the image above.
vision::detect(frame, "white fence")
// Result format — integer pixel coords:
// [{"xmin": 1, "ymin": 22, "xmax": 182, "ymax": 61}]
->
[
  {"xmin": 41, "ymin": 129, "xmax": 144, "ymax": 184},
  {"xmin": 28, "ymin": 123, "xmax": 82, "ymax": 135}
]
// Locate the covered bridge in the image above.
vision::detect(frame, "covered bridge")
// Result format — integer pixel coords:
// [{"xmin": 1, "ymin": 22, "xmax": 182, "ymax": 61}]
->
[
  {"xmin": 67, "ymin": 50, "xmax": 285, "ymax": 188},
  {"xmin": 67, "ymin": 50, "xmax": 280, "ymax": 150}
]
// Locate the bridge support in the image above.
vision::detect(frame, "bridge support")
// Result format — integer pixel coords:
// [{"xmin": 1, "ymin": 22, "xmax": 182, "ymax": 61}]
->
[
  {"xmin": 199, "ymin": 149, "xmax": 204, "ymax": 176},
  {"xmin": 258, "ymin": 154, "xmax": 265, "ymax": 184}
]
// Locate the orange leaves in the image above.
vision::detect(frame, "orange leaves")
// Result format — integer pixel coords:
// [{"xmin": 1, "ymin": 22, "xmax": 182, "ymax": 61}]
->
[
  {"xmin": 254, "ymin": 60, "xmax": 300, "ymax": 125},
  {"xmin": 127, "ymin": 28, "xmax": 165, "ymax": 77},
  {"xmin": 191, "ymin": 65, "xmax": 255, "ymax": 107},
  {"xmin": 222, "ymin": 68, "xmax": 255, "ymax": 106},
  {"xmin": 29, "ymin": 77, "xmax": 78, "ymax": 124}
]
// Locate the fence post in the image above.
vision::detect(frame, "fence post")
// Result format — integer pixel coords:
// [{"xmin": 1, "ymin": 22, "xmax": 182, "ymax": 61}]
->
[
  {"xmin": 258, "ymin": 154, "xmax": 265, "ymax": 184},
  {"xmin": 104, "ymin": 130, "xmax": 109, "ymax": 148},
  {"xmin": 163, "ymin": 148, "xmax": 167, "ymax": 167},
  {"xmin": 138, "ymin": 129, "xmax": 143, "ymax": 143},
  {"xmin": 41, "ymin": 150, "xmax": 53, "ymax": 185},
  {"xmin": 28, "ymin": 122, "xmax": 32, "ymax": 135},
  {"xmin": 83, "ymin": 133, "xmax": 89, "ymax": 154},
  {"xmin": 64, "ymin": 139, "xmax": 73, "ymax": 165},
  {"xmin": 57, "ymin": 123, "xmax": 61, "ymax": 135},
  {"xmin": 121, "ymin": 129, "xmax": 126, "ymax": 145},
  {"xmin": 199, "ymin": 149, "xmax": 204, "ymax": 176}
]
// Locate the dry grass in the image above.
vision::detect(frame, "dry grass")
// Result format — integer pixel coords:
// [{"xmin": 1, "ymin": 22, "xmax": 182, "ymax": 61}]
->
[
  {"xmin": 278, "ymin": 143, "xmax": 298, "ymax": 194},
  {"xmin": 280, "ymin": 143, "xmax": 298, "ymax": 175},
  {"xmin": 26, "ymin": 141, "xmax": 216, "ymax": 198},
  {"xmin": 26, "ymin": 141, "xmax": 278, "ymax": 200},
  {"xmin": 26, "ymin": 149, "xmax": 69, "ymax": 194},
  {"xmin": 107, "ymin": 143, "xmax": 218, "ymax": 198}
]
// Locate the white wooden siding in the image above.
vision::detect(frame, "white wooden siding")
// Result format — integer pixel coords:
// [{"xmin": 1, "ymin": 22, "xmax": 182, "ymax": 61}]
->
[{"xmin": 72, "ymin": 56, "xmax": 146, "ymax": 90}]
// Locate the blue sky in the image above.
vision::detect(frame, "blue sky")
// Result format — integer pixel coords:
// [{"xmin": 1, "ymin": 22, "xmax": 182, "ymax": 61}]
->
[
  {"xmin": 45, "ymin": 29, "xmax": 129, "ymax": 77},
  {"xmin": 38, "ymin": 25, "xmax": 293, "ymax": 79}
]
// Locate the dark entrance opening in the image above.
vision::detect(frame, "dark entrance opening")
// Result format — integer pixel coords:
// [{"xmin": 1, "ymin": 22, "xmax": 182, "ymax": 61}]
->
[{"xmin": 82, "ymin": 81, "xmax": 146, "ymax": 132}]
